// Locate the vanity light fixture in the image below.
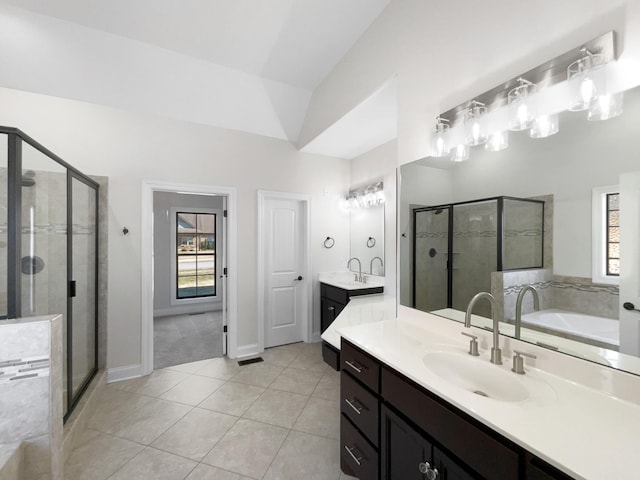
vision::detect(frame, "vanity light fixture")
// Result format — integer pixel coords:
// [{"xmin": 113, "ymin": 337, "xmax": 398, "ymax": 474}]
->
[
  {"xmin": 431, "ymin": 117, "xmax": 450, "ymax": 157},
  {"xmin": 451, "ymin": 144, "xmax": 470, "ymax": 162},
  {"xmin": 485, "ymin": 130, "xmax": 509, "ymax": 152},
  {"xmin": 508, "ymin": 78, "xmax": 536, "ymax": 131},
  {"xmin": 530, "ymin": 114, "xmax": 559, "ymax": 138},
  {"xmin": 464, "ymin": 101, "xmax": 488, "ymax": 146},
  {"xmin": 567, "ymin": 48, "xmax": 604, "ymax": 111},
  {"xmin": 588, "ymin": 92, "xmax": 623, "ymax": 121}
]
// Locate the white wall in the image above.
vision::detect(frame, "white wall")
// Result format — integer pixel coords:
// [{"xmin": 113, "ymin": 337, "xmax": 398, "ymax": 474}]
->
[
  {"xmin": 350, "ymin": 140, "xmax": 398, "ymax": 296},
  {"xmin": 0, "ymin": 86, "xmax": 351, "ymax": 371},
  {"xmin": 301, "ymin": 0, "xmax": 640, "ymax": 165},
  {"xmin": 153, "ymin": 192, "xmax": 224, "ymax": 316}
]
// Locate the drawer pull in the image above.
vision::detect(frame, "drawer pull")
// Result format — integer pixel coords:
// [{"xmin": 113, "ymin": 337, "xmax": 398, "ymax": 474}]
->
[
  {"xmin": 345, "ymin": 360, "xmax": 363, "ymax": 373},
  {"xmin": 344, "ymin": 398, "xmax": 364, "ymax": 415},
  {"xmin": 344, "ymin": 445, "xmax": 363, "ymax": 466}
]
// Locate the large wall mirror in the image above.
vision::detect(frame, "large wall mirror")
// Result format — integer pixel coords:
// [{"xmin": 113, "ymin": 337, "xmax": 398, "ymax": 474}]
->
[
  {"xmin": 399, "ymin": 84, "xmax": 640, "ymax": 376},
  {"xmin": 349, "ymin": 185, "xmax": 385, "ymax": 276}
]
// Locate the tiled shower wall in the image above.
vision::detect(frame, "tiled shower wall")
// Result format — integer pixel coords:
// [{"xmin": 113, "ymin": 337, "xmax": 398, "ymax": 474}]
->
[
  {"xmin": 0, "ymin": 315, "xmax": 63, "ymax": 480},
  {"xmin": 414, "ymin": 210, "xmax": 449, "ymax": 312}
]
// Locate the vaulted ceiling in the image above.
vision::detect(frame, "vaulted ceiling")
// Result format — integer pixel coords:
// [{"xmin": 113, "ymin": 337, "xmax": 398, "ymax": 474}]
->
[{"xmin": 0, "ymin": 0, "xmax": 395, "ymax": 156}]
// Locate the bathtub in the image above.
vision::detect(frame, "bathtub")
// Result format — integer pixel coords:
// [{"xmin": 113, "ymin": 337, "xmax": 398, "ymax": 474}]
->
[{"xmin": 521, "ymin": 308, "xmax": 619, "ymax": 347}]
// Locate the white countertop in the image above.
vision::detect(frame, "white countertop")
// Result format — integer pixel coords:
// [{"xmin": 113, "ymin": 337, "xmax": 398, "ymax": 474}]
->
[
  {"xmin": 319, "ymin": 271, "xmax": 385, "ymax": 291},
  {"xmin": 320, "ymin": 294, "xmax": 396, "ymax": 350},
  {"xmin": 338, "ymin": 307, "xmax": 640, "ymax": 480}
]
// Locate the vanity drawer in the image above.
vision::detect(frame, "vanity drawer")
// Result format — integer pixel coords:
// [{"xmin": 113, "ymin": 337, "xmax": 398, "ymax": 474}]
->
[
  {"xmin": 381, "ymin": 366, "xmax": 519, "ymax": 480},
  {"xmin": 341, "ymin": 414, "xmax": 379, "ymax": 480},
  {"xmin": 321, "ymin": 283, "xmax": 350, "ymax": 304},
  {"xmin": 341, "ymin": 340, "xmax": 380, "ymax": 393},
  {"xmin": 341, "ymin": 371, "xmax": 379, "ymax": 446}
]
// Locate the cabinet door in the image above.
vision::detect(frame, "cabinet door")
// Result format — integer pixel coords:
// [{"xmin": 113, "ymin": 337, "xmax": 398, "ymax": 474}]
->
[
  {"xmin": 321, "ymin": 297, "xmax": 340, "ymax": 332},
  {"xmin": 381, "ymin": 405, "xmax": 434, "ymax": 480},
  {"xmin": 433, "ymin": 447, "xmax": 476, "ymax": 480}
]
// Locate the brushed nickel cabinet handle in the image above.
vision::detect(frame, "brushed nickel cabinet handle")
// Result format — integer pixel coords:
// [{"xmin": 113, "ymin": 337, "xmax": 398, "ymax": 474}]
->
[
  {"xmin": 344, "ymin": 398, "xmax": 363, "ymax": 415},
  {"xmin": 345, "ymin": 360, "xmax": 363, "ymax": 373},
  {"xmin": 344, "ymin": 445, "xmax": 362, "ymax": 466}
]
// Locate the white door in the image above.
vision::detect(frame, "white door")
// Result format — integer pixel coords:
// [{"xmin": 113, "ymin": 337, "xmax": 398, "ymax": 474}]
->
[
  {"xmin": 221, "ymin": 196, "xmax": 228, "ymax": 355},
  {"xmin": 264, "ymin": 197, "xmax": 307, "ymax": 347},
  {"xmin": 619, "ymin": 171, "xmax": 640, "ymax": 356}
]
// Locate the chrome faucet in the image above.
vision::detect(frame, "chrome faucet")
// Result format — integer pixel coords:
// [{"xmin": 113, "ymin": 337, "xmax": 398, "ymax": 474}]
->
[
  {"xmin": 369, "ymin": 256, "xmax": 383, "ymax": 275},
  {"xmin": 515, "ymin": 286, "xmax": 540, "ymax": 339},
  {"xmin": 347, "ymin": 257, "xmax": 362, "ymax": 282},
  {"xmin": 465, "ymin": 292, "xmax": 502, "ymax": 365}
]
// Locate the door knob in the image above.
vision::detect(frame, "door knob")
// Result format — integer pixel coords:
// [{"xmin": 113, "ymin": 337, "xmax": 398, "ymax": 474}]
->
[
  {"xmin": 294, "ymin": 275, "xmax": 303, "ymax": 281},
  {"xmin": 623, "ymin": 302, "xmax": 640, "ymax": 312}
]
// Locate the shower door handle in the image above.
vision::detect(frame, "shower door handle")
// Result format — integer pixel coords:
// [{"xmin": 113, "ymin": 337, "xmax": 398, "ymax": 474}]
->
[{"xmin": 69, "ymin": 280, "xmax": 76, "ymax": 298}]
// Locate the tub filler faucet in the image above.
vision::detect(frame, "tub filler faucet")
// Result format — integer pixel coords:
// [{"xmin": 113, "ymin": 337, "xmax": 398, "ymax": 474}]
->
[{"xmin": 515, "ymin": 286, "xmax": 540, "ymax": 339}]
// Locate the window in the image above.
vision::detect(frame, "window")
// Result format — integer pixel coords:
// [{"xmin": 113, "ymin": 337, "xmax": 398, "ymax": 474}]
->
[
  {"xmin": 592, "ymin": 186, "xmax": 619, "ymax": 285},
  {"xmin": 176, "ymin": 212, "xmax": 216, "ymax": 298}
]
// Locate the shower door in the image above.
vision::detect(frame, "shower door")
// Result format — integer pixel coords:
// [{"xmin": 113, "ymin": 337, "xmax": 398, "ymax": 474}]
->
[
  {"xmin": 413, "ymin": 207, "xmax": 451, "ymax": 312},
  {"xmin": 68, "ymin": 173, "xmax": 98, "ymax": 410}
]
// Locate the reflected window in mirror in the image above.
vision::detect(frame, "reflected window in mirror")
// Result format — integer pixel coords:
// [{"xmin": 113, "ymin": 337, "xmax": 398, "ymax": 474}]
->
[{"xmin": 592, "ymin": 185, "xmax": 620, "ymax": 285}]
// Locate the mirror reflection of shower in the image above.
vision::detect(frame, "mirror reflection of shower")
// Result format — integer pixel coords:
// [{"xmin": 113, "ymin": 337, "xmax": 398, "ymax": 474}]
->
[{"xmin": 23, "ymin": 170, "xmax": 36, "ymax": 315}]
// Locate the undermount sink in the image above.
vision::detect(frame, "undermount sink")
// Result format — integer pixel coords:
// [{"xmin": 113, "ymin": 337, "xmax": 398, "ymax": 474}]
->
[{"xmin": 423, "ymin": 351, "xmax": 530, "ymax": 402}]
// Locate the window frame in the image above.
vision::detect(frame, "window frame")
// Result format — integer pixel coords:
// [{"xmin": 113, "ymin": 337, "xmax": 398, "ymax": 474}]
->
[
  {"xmin": 170, "ymin": 207, "xmax": 222, "ymax": 305},
  {"xmin": 592, "ymin": 185, "xmax": 620, "ymax": 285}
]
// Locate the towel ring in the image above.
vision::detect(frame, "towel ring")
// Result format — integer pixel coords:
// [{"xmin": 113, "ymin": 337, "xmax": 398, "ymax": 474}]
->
[
  {"xmin": 367, "ymin": 237, "xmax": 376, "ymax": 248},
  {"xmin": 324, "ymin": 236, "xmax": 335, "ymax": 249}
]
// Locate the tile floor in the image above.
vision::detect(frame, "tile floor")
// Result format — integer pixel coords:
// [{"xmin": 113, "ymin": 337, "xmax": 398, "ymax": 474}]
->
[{"xmin": 65, "ymin": 342, "xmax": 358, "ymax": 480}]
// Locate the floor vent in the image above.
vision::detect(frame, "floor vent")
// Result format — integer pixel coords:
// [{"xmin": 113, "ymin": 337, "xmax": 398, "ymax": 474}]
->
[{"xmin": 237, "ymin": 357, "xmax": 264, "ymax": 366}]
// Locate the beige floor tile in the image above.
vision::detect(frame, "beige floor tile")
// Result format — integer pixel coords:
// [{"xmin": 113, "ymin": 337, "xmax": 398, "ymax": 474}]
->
[
  {"xmin": 151, "ymin": 408, "xmax": 237, "ymax": 461},
  {"xmin": 312, "ymin": 369, "xmax": 340, "ymax": 401},
  {"xmin": 87, "ymin": 386, "xmax": 156, "ymax": 432},
  {"xmin": 263, "ymin": 430, "xmax": 341, "ymax": 480},
  {"xmin": 194, "ymin": 357, "xmax": 242, "ymax": 380},
  {"xmin": 231, "ymin": 361, "xmax": 284, "ymax": 387},
  {"xmin": 112, "ymin": 369, "xmax": 190, "ymax": 397},
  {"xmin": 185, "ymin": 464, "xmax": 254, "ymax": 480},
  {"xmin": 105, "ymin": 397, "xmax": 192, "ymax": 445},
  {"xmin": 243, "ymin": 389, "xmax": 309, "ymax": 428},
  {"xmin": 269, "ymin": 366, "xmax": 323, "ymax": 395},
  {"xmin": 261, "ymin": 343, "xmax": 304, "ymax": 367},
  {"xmin": 293, "ymin": 397, "xmax": 340, "ymax": 440},
  {"xmin": 198, "ymin": 382, "xmax": 265, "ymax": 416},
  {"xmin": 108, "ymin": 447, "xmax": 197, "ymax": 480},
  {"xmin": 64, "ymin": 430, "xmax": 144, "ymax": 480},
  {"xmin": 164, "ymin": 358, "xmax": 214, "ymax": 374},
  {"xmin": 160, "ymin": 375, "xmax": 226, "ymax": 406},
  {"xmin": 292, "ymin": 346, "xmax": 327, "ymax": 373},
  {"xmin": 202, "ymin": 419, "xmax": 288, "ymax": 479}
]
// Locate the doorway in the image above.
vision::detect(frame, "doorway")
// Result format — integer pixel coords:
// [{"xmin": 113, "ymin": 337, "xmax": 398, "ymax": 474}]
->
[
  {"xmin": 141, "ymin": 181, "xmax": 237, "ymax": 375},
  {"xmin": 258, "ymin": 191, "xmax": 312, "ymax": 349},
  {"xmin": 152, "ymin": 191, "xmax": 226, "ymax": 369}
]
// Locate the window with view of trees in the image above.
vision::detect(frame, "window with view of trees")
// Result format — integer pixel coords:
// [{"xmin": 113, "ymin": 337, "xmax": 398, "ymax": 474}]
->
[
  {"xmin": 606, "ymin": 193, "xmax": 620, "ymax": 276},
  {"xmin": 176, "ymin": 212, "xmax": 216, "ymax": 298}
]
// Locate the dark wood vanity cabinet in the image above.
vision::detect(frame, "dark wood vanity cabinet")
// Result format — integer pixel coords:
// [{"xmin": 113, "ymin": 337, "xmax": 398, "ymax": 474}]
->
[{"xmin": 340, "ymin": 339, "xmax": 575, "ymax": 480}]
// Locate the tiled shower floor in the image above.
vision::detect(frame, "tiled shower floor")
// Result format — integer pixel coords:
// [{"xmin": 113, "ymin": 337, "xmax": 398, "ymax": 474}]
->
[{"xmin": 64, "ymin": 342, "xmax": 357, "ymax": 480}]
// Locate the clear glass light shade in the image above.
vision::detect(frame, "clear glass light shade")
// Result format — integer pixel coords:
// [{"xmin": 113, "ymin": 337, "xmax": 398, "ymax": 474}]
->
[
  {"xmin": 450, "ymin": 144, "xmax": 469, "ymax": 162},
  {"xmin": 485, "ymin": 130, "xmax": 509, "ymax": 152},
  {"xmin": 431, "ymin": 121, "xmax": 450, "ymax": 157},
  {"xmin": 567, "ymin": 54, "xmax": 604, "ymax": 111},
  {"xmin": 508, "ymin": 82, "xmax": 536, "ymax": 131},
  {"xmin": 464, "ymin": 104, "xmax": 488, "ymax": 146},
  {"xmin": 530, "ymin": 114, "xmax": 559, "ymax": 138},
  {"xmin": 588, "ymin": 92, "xmax": 623, "ymax": 121}
]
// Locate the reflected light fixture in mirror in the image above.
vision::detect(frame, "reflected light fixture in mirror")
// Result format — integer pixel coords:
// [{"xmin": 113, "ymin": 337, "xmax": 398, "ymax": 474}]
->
[
  {"xmin": 451, "ymin": 143, "xmax": 470, "ymax": 162},
  {"xmin": 346, "ymin": 181, "xmax": 384, "ymax": 209},
  {"xmin": 431, "ymin": 117, "xmax": 450, "ymax": 157},
  {"xmin": 530, "ymin": 114, "xmax": 559, "ymax": 138},
  {"xmin": 465, "ymin": 101, "xmax": 488, "ymax": 146},
  {"xmin": 508, "ymin": 78, "xmax": 536, "ymax": 131}
]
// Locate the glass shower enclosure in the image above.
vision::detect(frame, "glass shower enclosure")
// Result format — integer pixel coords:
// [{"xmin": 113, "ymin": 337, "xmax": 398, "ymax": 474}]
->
[
  {"xmin": 412, "ymin": 196, "xmax": 544, "ymax": 318},
  {"xmin": 0, "ymin": 127, "xmax": 99, "ymax": 420}
]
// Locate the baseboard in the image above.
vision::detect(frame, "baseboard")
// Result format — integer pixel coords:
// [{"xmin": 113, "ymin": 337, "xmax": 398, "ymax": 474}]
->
[
  {"xmin": 234, "ymin": 343, "xmax": 261, "ymax": 359},
  {"xmin": 107, "ymin": 364, "xmax": 144, "ymax": 383},
  {"xmin": 311, "ymin": 331, "xmax": 322, "ymax": 343},
  {"xmin": 154, "ymin": 304, "xmax": 222, "ymax": 317}
]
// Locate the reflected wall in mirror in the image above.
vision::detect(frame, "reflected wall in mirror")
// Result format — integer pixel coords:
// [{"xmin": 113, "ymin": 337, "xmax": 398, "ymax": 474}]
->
[
  {"xmin": 348, "ymin": 181, "xmax": 385, "ymax": 276},
  {"xmin": 399, "ymin": 84, "xmax": 640, "ymax": 376}
]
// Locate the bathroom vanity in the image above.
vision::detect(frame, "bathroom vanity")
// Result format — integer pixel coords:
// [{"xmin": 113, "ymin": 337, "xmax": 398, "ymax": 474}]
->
[{"xmin": 337, "ymin": 307, "xmax": 640, "ymax": 480}]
